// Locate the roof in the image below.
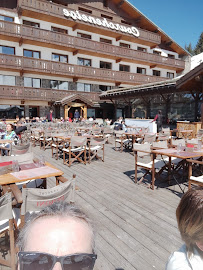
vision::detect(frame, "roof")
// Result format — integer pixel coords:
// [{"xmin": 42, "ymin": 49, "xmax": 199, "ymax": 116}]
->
[
  {"xmin": 176, "ymin": 62, "xmax": 203, "ymax": 91},
  {"xmin": 59, "ymin": 93, "xmax": 94, "ymax": 106},
  {"xmin": 100, "ymin": 76, "xmax": 181, "ymax": 99}
]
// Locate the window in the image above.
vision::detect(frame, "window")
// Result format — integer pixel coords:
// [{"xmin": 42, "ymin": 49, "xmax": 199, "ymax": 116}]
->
[
  {"xmin": 0, "ymin": 15, "xmax": 14, "ymax": 22},
  {"xmin": 168, "ymin": 54, "xmax": 175, "ymax": 59},
  {"xmin": 100, "ymin": 38, "xmax": 112, "ymax": 44},
  {"xmin": 77, "ymin": 32, "xmax": 91, "ymax": 39},
  {"xmin": 77, "ymin": 83, "xmax": 91, "ymax": 92},
  {"xmin": 50, "ymin": 80, "xmax": 68, "ymax": 90},
  {"xmin": 23, "ymin": 20, "xmax": 40, "ymax": 28},
  {"xmin": 153, "ymin": 70, "xmax": 161, "ymax": 77},
  {"xmin": 99, "ymin": 85, "xmax": 112, "ymax": 91},
  {"xmin": 24, "ymin": 49, "xmax": 40, "ymax": 59},
  {"xmin": 24, "ymin": 77, "xmax": 41, "ymax": 88},
  {"xmin": 51, "ymin": 26, "xmax": 68, "ymax": 34},
  {"xmin": 100, "ymin": 61, "xmax": 112, "ymax": 69},
  {"xmin": 119, "ymin": 64, "xmax": 130, "ymax": 72},
  {"xmin": 77, "ymin": 57, "xmax": 91, "ymax": 66},
  {"xmin": 137, "ymin": 67, "xmax": 146, "ymax": 75},
  {"xmin": 0, "ymin": 45, "xmax": 15, "ymax": 55},
  {"xmin": 120, "ymin": 42, "xmax": 130, "ymax": 49},
  {"xmin": 101, "ymin": 14, "xmax": 112, "ymax": 20},
  {"xmin": 52, "ymin": 53, "xmax": 68, "ymax": 63},
  {"xmin": 153, "ymin": 50, "xmax": 161, "ymax": 56},
  {"xmin": 167, "ymin": 72, "xmax": 174, "ymax": 79},
  {"xmin": 137, "ymin": 46, "xmax": 147, "ymax": 52},
  {"xmin": 0, "ymin": 75, "xmax": 15, "ymax": 85},
  {"xmin": 78, "ymin": 7, "xmax": 92, "ymax": 14}
]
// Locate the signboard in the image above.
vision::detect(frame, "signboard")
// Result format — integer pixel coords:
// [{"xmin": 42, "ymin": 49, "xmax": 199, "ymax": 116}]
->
[{"xmin": 63, "ymin": 9, "xmax": 140, "ymax": 37}]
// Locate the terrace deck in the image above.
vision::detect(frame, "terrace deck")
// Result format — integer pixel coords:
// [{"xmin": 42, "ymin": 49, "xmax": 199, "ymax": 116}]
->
[{"xmin": 0, "ymin": 138, "xmax": 186, "ymax": 270}]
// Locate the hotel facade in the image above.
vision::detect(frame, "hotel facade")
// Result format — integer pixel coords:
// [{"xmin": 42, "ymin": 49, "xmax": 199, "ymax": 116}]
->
[{"xmin": 0, "ymin": 0, "xmax": 193, "ymax": 121}]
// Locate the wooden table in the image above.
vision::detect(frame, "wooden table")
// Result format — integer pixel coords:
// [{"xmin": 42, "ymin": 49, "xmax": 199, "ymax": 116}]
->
[
  {"xmin": 152, "ymin": 148, "xmax": 203, "ymax": 192},
  {"xmin": 0, "ymin": 162, "xmax": 63, "ymax": 186}
]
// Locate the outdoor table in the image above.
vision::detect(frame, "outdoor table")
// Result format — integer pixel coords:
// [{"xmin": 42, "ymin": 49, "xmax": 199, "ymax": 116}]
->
[
  {"xmin": 152, "ymin": 148, "xmax": 203, "ymax": 192},
  {"xmin": 0, "ymin": 162, "xmax": 63, "ymax": 187}
]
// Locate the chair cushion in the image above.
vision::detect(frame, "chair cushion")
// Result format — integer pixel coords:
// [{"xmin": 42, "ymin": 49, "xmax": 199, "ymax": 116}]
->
[{"xmin": 190, "ymin": 176, "xmax": 203, "ymax": 183}]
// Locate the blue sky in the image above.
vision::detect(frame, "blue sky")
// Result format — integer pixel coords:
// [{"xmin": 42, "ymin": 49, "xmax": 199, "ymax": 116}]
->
[{"xmin": 130, "ymin": 0, "xmax": 203, "ymax": 50}]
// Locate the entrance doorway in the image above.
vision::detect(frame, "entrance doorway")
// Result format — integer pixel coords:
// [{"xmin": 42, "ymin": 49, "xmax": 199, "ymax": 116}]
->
[
  {"xmin": 69, "ymin": 107, "xmax": 82, "ymax": 120},
  {"xmin": 29, "ymin": 106, "xmax": 39, "ymax": 118}
]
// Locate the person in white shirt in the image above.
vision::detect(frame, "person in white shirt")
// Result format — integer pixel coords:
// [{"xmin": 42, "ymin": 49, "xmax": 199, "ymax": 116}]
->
[{"xmin": 166, "ymin": 188, "xmax": 203, "ymax": 270}]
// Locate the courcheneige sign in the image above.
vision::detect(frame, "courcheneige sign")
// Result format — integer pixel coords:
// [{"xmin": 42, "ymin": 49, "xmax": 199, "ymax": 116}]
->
[{"xmin": 63, "ymin": 9, "xmax": 140, "ymax": 37}]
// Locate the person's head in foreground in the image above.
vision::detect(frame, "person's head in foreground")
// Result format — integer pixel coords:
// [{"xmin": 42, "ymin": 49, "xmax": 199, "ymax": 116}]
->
[
  {"xmin": 166, "ymin": 187, "xmax": 203, "ymax": 269},
  {"xmin": 17, "ymin": 202, "xmax": 97, "ymax": 270}
]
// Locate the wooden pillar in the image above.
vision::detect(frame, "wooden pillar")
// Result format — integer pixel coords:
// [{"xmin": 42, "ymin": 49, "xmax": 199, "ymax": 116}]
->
[
  {"xmin": 64, "ymin": 105, "xmax": 71, "ymax": 120},
  {"xmin": 80, "ymin": 105, "xmax": 87, "ymax": 119}
]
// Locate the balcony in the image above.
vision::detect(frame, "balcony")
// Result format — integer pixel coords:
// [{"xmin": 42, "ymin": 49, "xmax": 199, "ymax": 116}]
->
[
  {"xmin": 0, "ymin": 54, "xmax": 166, "ymax": 85},
  {"xmin": 0, "ymin": 20, "xmax": 185, "ymax": 71},
  {"xmin": 0, "ymin": 85, "xmax": 100, "ymax": 102},
  {"xmin": 18, "ymin": 0, "xmax": 161, "ymax": 46}
]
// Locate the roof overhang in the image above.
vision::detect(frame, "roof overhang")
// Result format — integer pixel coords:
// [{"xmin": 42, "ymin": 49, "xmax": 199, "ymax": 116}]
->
[
  {"xmin": 176, "ymin": 62, "xmax": 203, "ymax": 91},
  {"xmin": 57, "ymin": 93, "xmax": 94, "ymax": 107}
]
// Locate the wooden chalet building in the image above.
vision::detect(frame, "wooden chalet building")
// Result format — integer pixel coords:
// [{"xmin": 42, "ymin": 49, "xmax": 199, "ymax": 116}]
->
[{"xmin": 0, "ymin": 0, "xmax": 191, "ymax": 120}]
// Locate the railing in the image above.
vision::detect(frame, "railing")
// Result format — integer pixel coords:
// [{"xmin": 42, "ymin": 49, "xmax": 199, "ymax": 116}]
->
[
  {"xmin": 18, "ymin": 0, "xmax": 161, "ymax": 44},
  {"xmin": 0, "ymin": 20, "xmax": 185, "ymax": 70},
  {"xmin": 0, "ymin": 85, "xmax": 100, "ymax": 101},
  {"xmin": 0, "ymin": 54, "xmax": 166, "ymax": 85}
]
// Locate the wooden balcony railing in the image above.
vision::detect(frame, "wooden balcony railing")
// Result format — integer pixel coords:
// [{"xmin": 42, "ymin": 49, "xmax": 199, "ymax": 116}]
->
[
  {"xmin": 0, "ymin": 85, "xmax": 100, "ymax": 102},
  {"xmin": 0, "ymin": 54, "xmax": 166, "ymax": 85},
  {"xmin": 18, "ymin": 0, "xmax": 161, "ymax": 45},
  {"xmin": 0, "ymin": 20, "xmax": 185, "ymax": 70}
]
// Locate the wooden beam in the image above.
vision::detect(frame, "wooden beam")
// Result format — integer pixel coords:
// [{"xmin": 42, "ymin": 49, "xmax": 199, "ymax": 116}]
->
[
  {"xmin": 150, "ymin": 64, "xmax": 156, "ymax": 69},
  {"xmin": 118, "ymin": 0, "xmax": 125, "ymax": 7},
  {"xmin": 116, "ymin": 35, "xmax": 122, "ymax": 41},
  {"xmin": 20, "ymin": 69, "xmax": 24, "ymax": 76},
  {"xmin": 72, "ymin": 23, "xmax": 78, "ymax": 31},
  {"xmin": 115, "ymin": 82, "xmax": 121, "ymax": 87},
  {"xmin": 150, "ymin": 44, "xmax": 157, "ymax": 49},
  {"xmin": 73, "ymin": 49, "xmax": 79, "ymax": 56},
  {"xmin": 116, "ymin": 58, "xmax": 122, "ymax": 63},
  {"xmin": 19, "ymin": 37, "xmax": 23, "ymax": 46},
  {"xmin": 73, "ymin": 77, "xmax": 78, "ymax": 82}
]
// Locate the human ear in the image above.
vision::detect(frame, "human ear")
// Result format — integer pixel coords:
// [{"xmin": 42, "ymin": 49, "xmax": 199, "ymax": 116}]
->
[{"xmin": 196, "ymin": 241, "xmax": 203, "ymax": 252}]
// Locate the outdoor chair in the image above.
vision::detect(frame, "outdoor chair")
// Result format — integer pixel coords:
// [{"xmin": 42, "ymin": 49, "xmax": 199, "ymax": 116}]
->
[
  {"xmin": 133, "ymin": 142, "xmax": 168, "ymax": 190},
  {"xmin": 30, "ymin": 130, "xmax": 42, "ymax": 147},
  {"xmin": 171, "ymin": 138, "xmax": 185, "ymax": 147},
  {"xmin": 0, "ymin": 192, "xmax": 17, "ymax": 270},
  {"xmin": 187, "ymin": 159, "xmax": 203, "ymax": 189},
  {"xmin": 87, "ymin": 137, "xmax": 106, "ymax": 163},
  {"xmin": 137, "ymin": 133, "xmax": 156, "ymax": 144},
  {"xmin": 103, "ymin": 127, "xmax": 113, "ymax": 143},
  {"xmin": 161, "ymin": 127, "xmax": 171, "ymax": 136},
  {"xmin": 114, "ymin": 130, "xmax": 131, "ymax": 152},
  {"xmin": 51, "ymin": 133, "xmax": 68, "ymax": 160},
  {"xmin": 20, "ymin": 175, "xmax": 76, "ymax": 226},
  {"xmin": 62, "ymin": 136, "xmax": 87, "ymax": 166},
  {"xmin": 40, "ymin": 131, "xmax": 53, "ymax": 150}
]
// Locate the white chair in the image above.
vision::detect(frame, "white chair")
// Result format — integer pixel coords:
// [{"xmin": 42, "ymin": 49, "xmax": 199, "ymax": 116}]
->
[
  {"xmin": 0, "ymin": 192, "xmax": 17, "ymax": 270},
  {"xmin": 63, "ymin": 136, "xmax": 87, "ymax": 166},
  {"xmin": 87, "ymin": 137, "xmax": 106, "ymax": 163},
  {"xmin": 20, "ymin": 176, "xmax": 76, "ymax": 226},
  {"xmin": 187, "ymin": 159, "xmax": 203, "ymax": 189},
  {"xmin": 133, "ymin": 142, "xmax": 168, "ymax": 190},
  {"xmin": 114, "ymin": 130, "xmax": 131, "ymax": 152}
]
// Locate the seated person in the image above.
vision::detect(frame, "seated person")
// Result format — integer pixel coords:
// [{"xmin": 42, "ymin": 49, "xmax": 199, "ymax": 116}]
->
[
  {"xmin": 0, "ymin": 123, "xmax": 18, "ymax": 155},
  {"xmin": 166, "ymin": 188, "xmax": 203, "ymax": 270}
]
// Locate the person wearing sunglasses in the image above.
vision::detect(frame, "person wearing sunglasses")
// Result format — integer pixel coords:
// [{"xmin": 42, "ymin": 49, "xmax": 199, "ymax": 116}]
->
[{"xmin": 17, "ymin": 202, "xmax": 97, "ymax": 270}]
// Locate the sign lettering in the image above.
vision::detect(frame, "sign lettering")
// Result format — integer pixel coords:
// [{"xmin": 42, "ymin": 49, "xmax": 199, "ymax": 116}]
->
[{"xmin": 63, "ymin": 9, "xmax": 140, "ymax": 37}]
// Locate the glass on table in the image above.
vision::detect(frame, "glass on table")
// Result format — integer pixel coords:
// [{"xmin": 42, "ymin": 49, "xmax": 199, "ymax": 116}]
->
[
  {"xmin": 37, "ymin": 155, "xmax": 45, "ymax": 167},
  {"xmin": 177, "ymin": 143, "xmax": 182, "ymax": 152},
  {"xmin": 197, "ymin": 140, "xmax": 202, "ymax": 151},
  {"xmin": 12, "ymin": 160, "xmax": 20, "ymax": 172}
]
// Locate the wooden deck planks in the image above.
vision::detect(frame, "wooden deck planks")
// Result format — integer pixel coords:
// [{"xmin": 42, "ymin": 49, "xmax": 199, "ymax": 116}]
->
[{"xmin": 0, "ymin": 138, "xmax": 185, "ymax": 270}]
